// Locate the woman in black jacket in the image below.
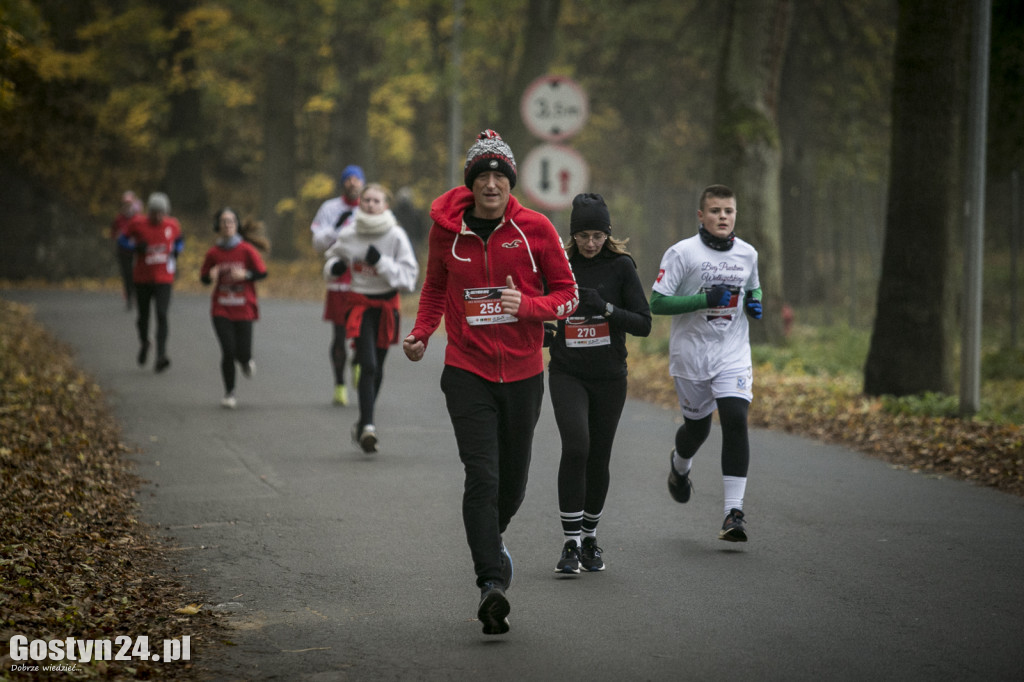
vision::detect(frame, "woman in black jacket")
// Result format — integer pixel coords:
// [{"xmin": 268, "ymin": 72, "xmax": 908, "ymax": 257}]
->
[{"xmin": 548, "ymin": 193, "xmax": 652, "ymax": 574}]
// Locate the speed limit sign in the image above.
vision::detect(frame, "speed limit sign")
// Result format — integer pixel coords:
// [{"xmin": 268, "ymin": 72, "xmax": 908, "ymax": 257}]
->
[{"xmin": 520, "ymin": 75, "xmax": 589, "ymax": 142}]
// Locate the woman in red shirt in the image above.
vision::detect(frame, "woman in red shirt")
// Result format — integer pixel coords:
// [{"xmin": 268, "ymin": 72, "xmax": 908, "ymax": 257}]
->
[{"xmin": 200, "ymin": 208, "xmax": 269, "ymax": 408}]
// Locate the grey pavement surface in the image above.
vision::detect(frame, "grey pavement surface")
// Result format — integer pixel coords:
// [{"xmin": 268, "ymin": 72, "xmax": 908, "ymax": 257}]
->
[{"xmin": 4, "ymin": 288, "xmax": 1024, "ymax": 682}]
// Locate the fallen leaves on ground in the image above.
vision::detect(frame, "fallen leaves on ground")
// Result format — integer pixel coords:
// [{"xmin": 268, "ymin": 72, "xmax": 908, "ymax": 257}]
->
[
  {"xmin": 0, "ymin": 299, "xmax": 222, "ymax": 680},
  {"xmin": 628, "ymin": 348, "xmax": 1024, "ymax": 497}
]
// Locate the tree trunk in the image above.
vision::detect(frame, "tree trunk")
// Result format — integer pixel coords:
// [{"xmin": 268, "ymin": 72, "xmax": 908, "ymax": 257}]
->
[
  {"xmin": 260, "ymin": 51, "xmax": 298, "ymax": 259},
  {"xmin": 161, "ymin": 0, "xmax": 208, "ymax": 218},
  {"xmin": 863, "ymin": 0, "xmax": 969, "ymax": 397},
  {"xmin": 327, "ymin": 6, "xmax": 380, "ymax": 182},
  {"xmin": 496, "ymin": 0, "xmax": 563, "ymax": 157},
  {"xmin": 711, "ymin": 0, "xmax": 792, "ymax": 344}
]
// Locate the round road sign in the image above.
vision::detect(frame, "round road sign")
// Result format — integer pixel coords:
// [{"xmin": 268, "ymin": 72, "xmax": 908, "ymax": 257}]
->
[
  {"xmin": 520, "ymin": 75, "xmax": 589, "ymax": 142},
  {"xmin": 520, "ymin": 143, "xmax": 590, "ymax": 211}
]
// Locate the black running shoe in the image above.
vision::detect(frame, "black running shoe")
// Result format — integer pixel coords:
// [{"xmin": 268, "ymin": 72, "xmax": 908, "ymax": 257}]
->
[
  {"xmin": 667, "ymin": 450, "xmax": 693, "ymax": 503},
  {"xmin": 500, "ymin": 541, "xmax": 514, "ymax": 590},
  {"xmin": 477, "ymin": 581, "xmax": 510, "ymax": 635},
  {"xmin": 719, "ymin": 508, "xmax": 748, "ymax": 542},
  {"xmin": 580, "ymin": 537, "xmax": 605, "ymax": 572},
  {"xmin": 155, "ymin": 356, "xmax": 171, "ymax": 373},
  {"xmin": 555, "ymin": 540, "xmax": 581, "ymax": 574},
  {"xmin": 137, "ymin": 341, "xmax": 150, "ymax": 366}
]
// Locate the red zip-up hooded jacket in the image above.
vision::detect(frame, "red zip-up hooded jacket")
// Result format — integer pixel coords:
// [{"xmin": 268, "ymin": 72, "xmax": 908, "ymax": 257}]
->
[{"xmin": 409, "ymin": 186, "xmax": 578, "ymax": 383}]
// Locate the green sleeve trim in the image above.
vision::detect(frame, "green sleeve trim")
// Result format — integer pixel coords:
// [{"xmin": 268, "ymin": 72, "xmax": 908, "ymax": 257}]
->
[
  {"xmin": 649, "ymin": 290, "xmax": 708, "ymax": 315},
  {"xmin": 748, "ymin": 287, "xmax": 762, "ymax": 301}
]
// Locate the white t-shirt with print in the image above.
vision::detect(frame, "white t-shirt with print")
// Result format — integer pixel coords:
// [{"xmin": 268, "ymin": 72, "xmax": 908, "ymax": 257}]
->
[{"xmin": 651, "ymin": 233, "xmax": 760, "ymax": 381}]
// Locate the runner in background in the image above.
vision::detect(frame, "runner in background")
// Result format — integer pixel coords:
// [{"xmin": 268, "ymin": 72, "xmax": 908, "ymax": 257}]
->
[
  {"xmin": 121, "ymin": 192, "xmax": 183, "ymax": 374},
  {"xmin": 200, "ymin": 207, "xmax": 269, "ymax": 409},
  {"xmin": 311, "ymin": 165, "xmax": 365, "ymax": 406},
  {"xmin": 111, "ymin": 190, "xmax": 142, "ymax": 310},
  {"xmin": 323, "ymin": 183, "xmax": 418, "ymax": 453}
]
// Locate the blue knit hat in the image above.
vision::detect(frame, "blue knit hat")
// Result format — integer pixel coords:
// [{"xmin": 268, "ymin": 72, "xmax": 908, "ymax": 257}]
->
[{"xmin": 341, "ymin": 165, "xmax": 365, "ymax": 183}]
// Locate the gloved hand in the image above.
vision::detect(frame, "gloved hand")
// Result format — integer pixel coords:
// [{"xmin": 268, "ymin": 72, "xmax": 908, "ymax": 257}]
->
[
  {"xmin": 330, "ymin": 260, "xmax": 348, "ymax": 277},
  {"xmin": 744, "ymin": 291, "xmax": 763, "ymax": 319},
  {"xmin": 543, "ymin": 322, "xmax": 557, "ymax": 348},
  {"xmin": 365, "ymin": 245, "xmax": 381, "ymax": 266},
  {"xmin": 705, "ymin": 284, "xmax": 731, "ymax": 309},
  {"xmin": 577, "ymin": 287, "xmax": 607, "ymax": 316}
]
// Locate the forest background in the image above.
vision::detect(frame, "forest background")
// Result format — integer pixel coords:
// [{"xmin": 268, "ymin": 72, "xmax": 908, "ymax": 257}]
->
[
  {"xmin": 3, "ymin": 4, "xmax": 1024, "ymax": 676},
  {"xmin": 1, "ymin": 0, "xmax": 1023, "ymax": 407}
]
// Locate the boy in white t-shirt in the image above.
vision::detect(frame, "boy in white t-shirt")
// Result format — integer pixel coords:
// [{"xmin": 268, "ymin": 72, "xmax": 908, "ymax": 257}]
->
[{"xmin": 650, "ymin": 184, "xmax": 763, "ymax": 541}]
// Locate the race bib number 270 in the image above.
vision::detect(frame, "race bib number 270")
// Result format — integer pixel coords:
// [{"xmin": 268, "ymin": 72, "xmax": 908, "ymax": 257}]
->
[
  {"xmin": 464, "ymin": 287, "xmax": 517, "ymax": 326},
  {"xmin": 564, "ymin": 316, "xmax": 610, "ymax": 347}
]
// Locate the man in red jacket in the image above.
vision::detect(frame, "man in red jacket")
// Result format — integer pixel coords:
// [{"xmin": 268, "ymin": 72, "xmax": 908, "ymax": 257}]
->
[{"xmin": 404, "ymin": 130, "xmax": 578, "ymax": 635}]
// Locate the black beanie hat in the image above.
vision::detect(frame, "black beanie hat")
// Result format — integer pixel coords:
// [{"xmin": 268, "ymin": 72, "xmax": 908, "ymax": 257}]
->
[
  {"xmin": 464, "ymin": 129, "xmax": 517, "ymax": 189},
  {"xmin": 570, "ymin": 193, "xmax": 611, "ymax": 234}
]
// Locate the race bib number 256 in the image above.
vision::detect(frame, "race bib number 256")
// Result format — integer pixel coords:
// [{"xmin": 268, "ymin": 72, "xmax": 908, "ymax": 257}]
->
[{"xmin": 464, "ymin": 287, "xmax": 517, "ymax": 326}]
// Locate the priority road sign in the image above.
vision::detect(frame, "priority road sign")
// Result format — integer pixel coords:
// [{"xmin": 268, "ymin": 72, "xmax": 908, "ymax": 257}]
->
[{"xmin": 520, "ymin": 143, "xmax": 590, "ymax": 211}]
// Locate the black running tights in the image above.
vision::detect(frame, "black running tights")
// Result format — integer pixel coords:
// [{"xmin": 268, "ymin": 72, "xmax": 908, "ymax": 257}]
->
[
  {"xmin": 330, "ymin": 323, "xmax": 347, "ymax": 385},
  {"xmin": 674, "ymin": 396, "xmax": 750, "ymax": 477},
  {"xmin": 212, "ymin": 316, "xmax": 253, "ymax": 394},
  {"xmin": 352, "ymin": 308, "xmax": 389, "ymax": 429},
  {"xmin": 134, "ymin": 283, "xmax": 171, "ymax": 359},
  {"xmin": 549, "ymin": 371, "xmax": 627, "ymax": 521}
]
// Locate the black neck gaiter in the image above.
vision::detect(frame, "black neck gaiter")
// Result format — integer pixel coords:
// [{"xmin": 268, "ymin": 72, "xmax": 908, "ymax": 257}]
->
[{"xmin": 699, "ymin": 226, "xmax": 735, "ymax": 251}]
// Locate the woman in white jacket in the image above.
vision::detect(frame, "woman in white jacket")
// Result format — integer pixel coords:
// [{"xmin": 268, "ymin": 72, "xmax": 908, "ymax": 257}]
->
[{"xmin": 324, "ymin": 183, "xmax": 419, "ymax": 453}]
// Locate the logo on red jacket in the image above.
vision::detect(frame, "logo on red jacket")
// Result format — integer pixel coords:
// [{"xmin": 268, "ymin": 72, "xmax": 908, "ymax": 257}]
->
[
  {"xmin": 501, "ymin": 239, "xmax": 522, "ymax": 249},
  {"xmin": 656, "ymin": 268, "xmax": 666, "ymax": 283}
]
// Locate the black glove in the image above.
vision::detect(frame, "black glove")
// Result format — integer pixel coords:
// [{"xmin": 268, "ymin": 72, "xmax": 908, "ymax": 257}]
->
[
  {"xmin": 744, "ymin": 291, "xmax": 763, "ymax": 319},
  {"xmin": 705, "ymin": 284, "xmax": 731, "ymax": 309},
  {"xmin": 576, "ymin": 287, "xmax": 606, "ymax": 316},
  {"xmin": 134, "ymin": 240, "xmax": 148, "ymax": 254},
  {"xmin": 365, "ymin": 245, "xmax": 381, "ymax": 266},
  {"xmin": 330, "ymin": 260, "xmax": 348, "ymax": 277},
  {"xmin": 543, "ymin": 322, "xmax": 557, "ymax": 348}
]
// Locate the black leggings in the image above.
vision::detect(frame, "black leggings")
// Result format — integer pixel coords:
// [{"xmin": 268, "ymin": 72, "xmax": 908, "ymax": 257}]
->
[
  {"xmin": 330, "ymin": 323, "xmax": 347, "ymax": 385},
  {"xmin": 117, "ymin": 248, "xmax": 135, "ymax": 305},
  {"xmin": 134, "ymin": 283, "xmax": 172, "ymax": 358},
  {"xmin": 212, "ymin": 316, "xmax": 254, "ymax": 394},
  {"xmin": 352, "ymin": 308, "xmax": 390, "ymax": 429},
  {"xmin": 441, "ymin": 366, "xmax": 543, "ymax": 587},
  {"xmin": 674, "ymin": 396, "xmax": 750, "ymax": 477},
  {"xmin": 549, "ymin": 371, "xmax": 627, "ymax": 522}
]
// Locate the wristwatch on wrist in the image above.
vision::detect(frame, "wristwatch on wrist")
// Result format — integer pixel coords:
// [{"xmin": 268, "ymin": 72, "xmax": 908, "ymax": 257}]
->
[{"xmin": 602, "ymin": 302, "xmax": 614, "ymax": 318}]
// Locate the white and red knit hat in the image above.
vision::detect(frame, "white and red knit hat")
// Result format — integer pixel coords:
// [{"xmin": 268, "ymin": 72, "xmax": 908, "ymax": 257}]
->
[{"xmin": 464, "ymin": 129, "xmax": 517, "ymax": 189}]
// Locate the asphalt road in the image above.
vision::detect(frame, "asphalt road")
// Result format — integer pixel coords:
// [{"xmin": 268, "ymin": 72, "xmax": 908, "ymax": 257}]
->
[{"xmin": 4, "ymin": 288, "xmax": 1023, "ymax": 682}]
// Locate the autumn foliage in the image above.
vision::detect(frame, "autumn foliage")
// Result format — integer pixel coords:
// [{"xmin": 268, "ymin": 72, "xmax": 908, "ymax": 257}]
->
[
  {"xmin": 0, "ymin": 300, "xmax": 220, "ymax": 679},
  {"xmin": 627, "ymin": 345, "xmax": 1024, "ymax": 497}
]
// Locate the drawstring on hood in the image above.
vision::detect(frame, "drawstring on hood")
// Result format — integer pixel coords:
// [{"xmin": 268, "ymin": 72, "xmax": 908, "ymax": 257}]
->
[
  {"xmin": 449, "ymin": 217, "xmax": 538, "ymax": 273},
  {"xmin": 509, "ymin": 218, "xmax": 538, "ymax": 273}
]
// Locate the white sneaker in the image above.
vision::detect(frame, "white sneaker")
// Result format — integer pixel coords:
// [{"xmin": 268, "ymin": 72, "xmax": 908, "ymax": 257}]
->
[
  {"xmin": 359, "ymin": 424, "xmax": 378, "ymax": 453},
  {"xmin": 241, "ymin": 359, "xmax": 256, "ymax": 378},
  {"xmin": 221, "ymin": 394, "xmax": 237, "ymax": 409}
]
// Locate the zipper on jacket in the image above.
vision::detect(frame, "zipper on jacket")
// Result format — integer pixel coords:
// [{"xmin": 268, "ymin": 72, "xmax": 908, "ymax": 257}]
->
[{"xmin": 462, "ymin": 223, "xmax": 506, "ymax": 383}]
